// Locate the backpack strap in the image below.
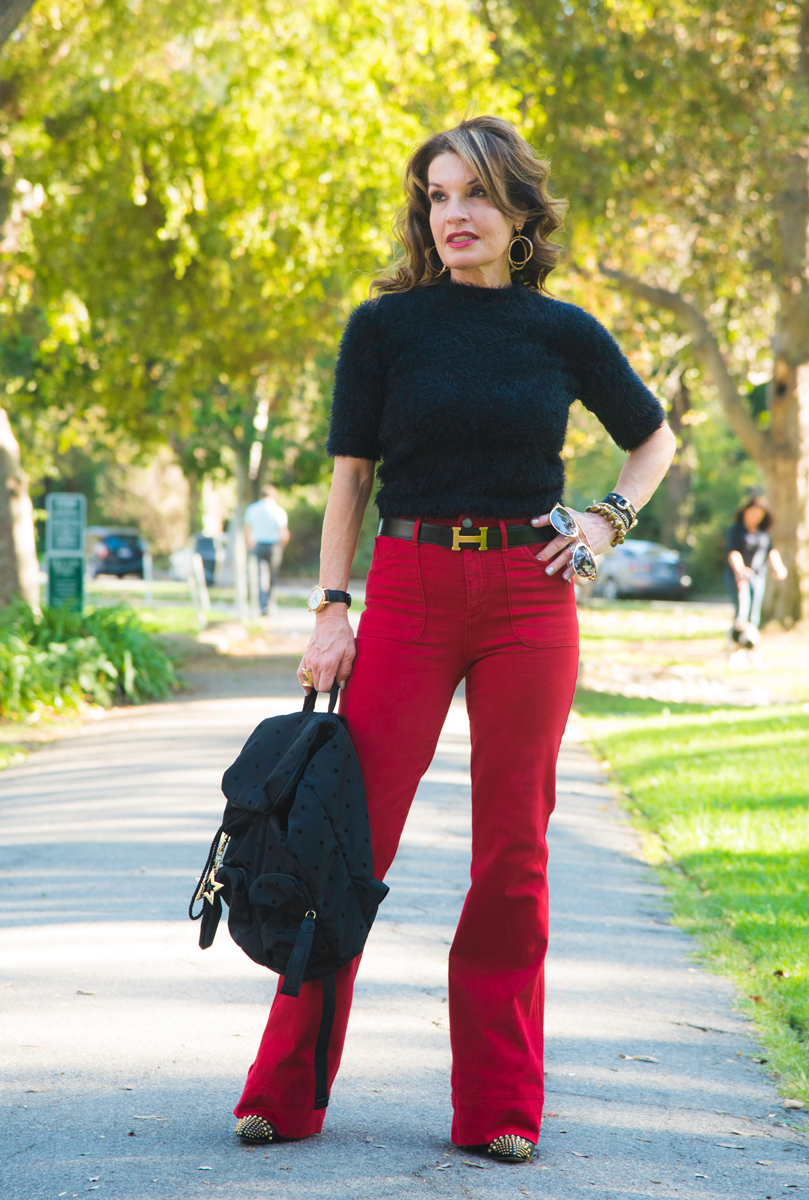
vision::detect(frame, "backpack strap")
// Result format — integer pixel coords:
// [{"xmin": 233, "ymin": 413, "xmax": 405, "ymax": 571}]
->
[
  {"xmin": 313, "ymin": 973, "xmax": 337, "ymax": 1110},
  {"xmin": 302, "ymin": 681, "xmax": 340, "ymax": 714}
]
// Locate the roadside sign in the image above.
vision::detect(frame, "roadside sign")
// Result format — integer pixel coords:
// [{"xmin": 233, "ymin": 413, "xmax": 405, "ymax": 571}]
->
[
  {"xmin": 45, "ymin": 493, "xmax": 86, "ymax": 554},
  {"xmin": 45, "ymin": 493, "xmax": 86, "ymax": 610},
  {"xmin": 47, "ymin": 555, "xmax": 84, "ymax": 610}
]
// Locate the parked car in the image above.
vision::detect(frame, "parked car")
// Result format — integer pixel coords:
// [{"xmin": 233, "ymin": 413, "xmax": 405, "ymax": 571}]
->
[
  {"xmin": 592, "ymin": 540, "xmax": 692, "ymax": 600},
  {"xmin": 86, "ymin": 527, "xmax": 147, "ymax": 579}
]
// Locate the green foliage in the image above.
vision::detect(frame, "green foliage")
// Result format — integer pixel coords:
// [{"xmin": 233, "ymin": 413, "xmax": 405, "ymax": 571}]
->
[
  {"xmin": 578, "ymin": 696, "xmax": 809, "ymax": 1104},
  {"xmin": 0, "ymin": 601, "xmax": 175, "ymax": 717},
  {"xmin": 0, "ymin": 0, "xmax": 517, "ymax": 508}
]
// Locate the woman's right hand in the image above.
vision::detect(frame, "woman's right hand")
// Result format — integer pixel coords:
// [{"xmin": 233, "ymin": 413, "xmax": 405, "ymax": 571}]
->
[{"xmin": 298, "ymin": 610, "xmax": 356, "ymax": 693}]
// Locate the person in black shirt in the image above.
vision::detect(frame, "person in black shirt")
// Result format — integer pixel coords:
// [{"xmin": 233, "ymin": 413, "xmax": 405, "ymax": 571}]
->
[
  {"xmin": 725, "ymin": 497, "xmax": 787, "ymax": 648},
  {"xmin": 233, "ymin": 115, "xmax": 675, "ymax": 1164}
]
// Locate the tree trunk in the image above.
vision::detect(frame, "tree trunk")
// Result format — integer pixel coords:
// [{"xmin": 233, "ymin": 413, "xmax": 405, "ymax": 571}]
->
[
  {"xmin": 0, "ymin": 0, "xmax": 36, "ymax": 49},
  {"xmin": 763, "ymin": 91, "xmax": 809, "ymax": 621},
  {"xmin": 660, "ymin": 370, "xmax": 693, "ymax": 548},
  {"xmin": 185, "ymin": 469, "xmax": 203, "ymax": 535},
  {"xmin": 0, "ymin": 403, "xmax": 40, "ymax": 609}
]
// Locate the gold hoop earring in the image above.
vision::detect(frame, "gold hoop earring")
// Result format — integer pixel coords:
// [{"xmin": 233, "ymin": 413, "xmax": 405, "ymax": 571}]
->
[
  {"xmin": 428, "ymin": 245, "xmax": 448, "ymax": 276},
  {"xmin": 508, "ymin": 230, "xmax": 533, "ymax": 271}
]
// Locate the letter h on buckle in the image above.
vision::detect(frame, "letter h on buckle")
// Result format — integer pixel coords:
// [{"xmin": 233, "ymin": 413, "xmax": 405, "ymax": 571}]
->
[{"xmin": 451, "ymin": 525, "xmax": 488, "ymax": 551}]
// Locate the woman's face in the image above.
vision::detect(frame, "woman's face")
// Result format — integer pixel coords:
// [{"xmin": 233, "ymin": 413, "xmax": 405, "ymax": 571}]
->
[
  {"xmin": 743, "ymin": 503, "xmax": 766, "ymax": 530},
  {"xmin": 427, "ymin": 152, "xmax": 514, "ymax": 287}
]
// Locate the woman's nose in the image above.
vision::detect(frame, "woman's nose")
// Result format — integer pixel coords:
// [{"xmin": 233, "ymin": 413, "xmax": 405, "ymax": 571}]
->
[{"xmin": 446, "ymin": 196, "xmax": 469, "ymax": 221}]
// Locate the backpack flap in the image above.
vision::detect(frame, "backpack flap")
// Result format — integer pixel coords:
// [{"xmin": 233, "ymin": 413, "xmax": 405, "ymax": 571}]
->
[{"xmin": 262, "ymin": 718, "xmax": 340, "ymax": 818}]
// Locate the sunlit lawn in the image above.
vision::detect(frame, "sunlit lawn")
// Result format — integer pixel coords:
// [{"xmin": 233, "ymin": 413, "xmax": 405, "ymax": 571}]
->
[{"xmin": 575, "ymin": 688, "xmax": 809, "ymax": 1105}]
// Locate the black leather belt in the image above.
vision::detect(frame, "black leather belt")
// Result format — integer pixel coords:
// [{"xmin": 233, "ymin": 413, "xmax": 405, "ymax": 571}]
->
[{"xmin": 378, "ymin": 517, "xmax": 555, "ymax": 551}]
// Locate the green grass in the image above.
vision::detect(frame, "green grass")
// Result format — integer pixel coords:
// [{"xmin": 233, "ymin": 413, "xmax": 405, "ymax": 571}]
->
[{"xmin": 574, "ymin": 688, "xmax": 809, "ymax": 1106}]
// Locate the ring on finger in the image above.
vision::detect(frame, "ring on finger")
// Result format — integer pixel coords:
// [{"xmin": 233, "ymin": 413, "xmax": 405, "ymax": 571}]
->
[{"xmin": 301, "ymin": 668, "xmax": 314, "ymax": 687}]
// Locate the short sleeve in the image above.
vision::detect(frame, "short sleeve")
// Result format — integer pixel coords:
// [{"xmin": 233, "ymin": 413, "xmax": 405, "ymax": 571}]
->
[
  {"xmin": 726, "ymin": 524, "xmax": 745, "ymax": 554},
  {"xmin": 570, "ymin": 311, "xmax": 666, "ymax": 452},
  {"xmin": 326, "ymin": 302, "xmax": 386, "ymax": 461}
]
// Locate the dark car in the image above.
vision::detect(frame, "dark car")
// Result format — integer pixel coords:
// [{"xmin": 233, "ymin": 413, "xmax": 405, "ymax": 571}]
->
[
  {"xmin": 86, "ymin": 527, "xmax": 147, "ymax": 579},
  {"xmin": 592, "ymin": 540, "xmax": 692, "ymax": 600}
]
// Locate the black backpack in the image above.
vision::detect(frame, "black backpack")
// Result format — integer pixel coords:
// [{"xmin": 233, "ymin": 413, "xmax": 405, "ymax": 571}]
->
[{"xmin": 189, "ymin": 683, "xmax": 389, "ymax": 1111}]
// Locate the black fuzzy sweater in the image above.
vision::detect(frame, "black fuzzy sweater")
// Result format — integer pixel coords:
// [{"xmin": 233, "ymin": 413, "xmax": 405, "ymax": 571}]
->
[{"xmin": 326, "ymin": 278, "xmax": 665, "ymax": 519}]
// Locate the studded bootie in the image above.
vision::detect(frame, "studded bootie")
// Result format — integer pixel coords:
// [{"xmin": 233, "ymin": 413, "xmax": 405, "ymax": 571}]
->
[
  {"xmin": 234, "ymin": 1115, "xmax": 280, "ymax": 1145},
  {"xmin": 486, "ymin": 1134, "xmax": 535, "ymax": 1164}
]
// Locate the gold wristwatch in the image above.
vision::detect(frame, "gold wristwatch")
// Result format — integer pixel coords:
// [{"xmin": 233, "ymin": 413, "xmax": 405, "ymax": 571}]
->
[{"xmin": 307, "ymin": 586, "xmax": 352, "ymax": 614}]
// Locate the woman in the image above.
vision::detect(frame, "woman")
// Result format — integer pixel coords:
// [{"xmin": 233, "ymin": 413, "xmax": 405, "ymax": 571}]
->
[
  {"xmin": 725, "ymin": 497, "xmax": 787, "ymax": 650},
  {"xmin": 233, "ymin": 116, "xmax": 675, "ymax": 1163}
]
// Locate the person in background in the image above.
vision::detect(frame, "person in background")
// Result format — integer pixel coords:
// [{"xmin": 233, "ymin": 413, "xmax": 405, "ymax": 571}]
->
[
  {"xmin": 725, "ymin": 496, "xmax": 787, "ymax": 659},
  {"xmin": 244, "ymin": 484, "xmax": 290, "ymax": 614}
]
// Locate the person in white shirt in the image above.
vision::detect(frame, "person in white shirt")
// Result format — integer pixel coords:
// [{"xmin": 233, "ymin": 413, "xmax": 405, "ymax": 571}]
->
[{"xmin": 244, "ymin": 485, "xmax": 290, "ymax": 613}]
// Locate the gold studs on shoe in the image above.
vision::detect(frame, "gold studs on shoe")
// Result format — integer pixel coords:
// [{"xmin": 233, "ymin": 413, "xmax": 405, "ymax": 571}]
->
[
  {"xmin": 486, "ymin": 1134, "xmax": 534, "ymax": 1163},
  {"xmin": 235, "ymin": 1115, "xmax": 279, "ymax": 1144}
]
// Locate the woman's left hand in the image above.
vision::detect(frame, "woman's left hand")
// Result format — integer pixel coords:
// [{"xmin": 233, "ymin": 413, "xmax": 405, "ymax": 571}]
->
[{"xmin": 530, "ymin": 509, "xmax": 615, "ymax": 582}]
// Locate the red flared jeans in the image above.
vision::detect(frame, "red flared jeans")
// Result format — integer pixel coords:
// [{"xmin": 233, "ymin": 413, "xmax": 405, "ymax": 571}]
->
[{"xmin": 235, "ymin": 518, "xmax": 579, "ymax": 1145}]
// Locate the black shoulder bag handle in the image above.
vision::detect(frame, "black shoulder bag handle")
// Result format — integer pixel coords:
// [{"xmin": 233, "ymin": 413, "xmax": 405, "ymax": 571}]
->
[{"xmin": 302, "ymin": 680, "xmax": 340, "ymax": 714}]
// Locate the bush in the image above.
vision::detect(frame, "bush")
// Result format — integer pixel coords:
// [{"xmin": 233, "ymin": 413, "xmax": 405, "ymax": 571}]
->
[{"xmin": 0, "ymin": 601, "xmax": 176, "ymax": 719}]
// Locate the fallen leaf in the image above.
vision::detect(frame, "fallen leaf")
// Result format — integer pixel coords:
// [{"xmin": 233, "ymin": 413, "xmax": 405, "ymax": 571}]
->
[
  {"xmin": 543, "ymin": 1111, "xmax": 560, "ymax": 1117},
  {"xmin": 133, "ymin": 1115, "xmax": 168, "ymax": 1121},
  {"xmin": 280, "ymin": 1165, "xmax": 292, "ymax": 1171},
  {"xmin": 571, "ymin": 1151, "xmax": 589, "ymax": 1157},
  {"xmin": 618, "ymin": 1054, "xmax": 658, "ymax": 1062},
  {"xmin": 88, "ymin": 1179, "xmax": 99, "ymax": 1183},
  {"xmin": 120, "ymin": 1086, "xmax": 134, "ymax": 1091},
  {"xmin": 773, "ymin": 969, "xmax": 789, "ymax": 978},
  {"xmin": 756, "ymin": 1160, "xmax": 772, "ymax": 1165},
  {"xmin": 435, "ymin": 1163, "xmax": 451, "ymax": 1169},
  {"xmin": 463, "ymin": 1160, "xmax": 486, "ymax": 1168},
  {"xmin": 749, "ymin": 995, "xmax": 764, "ymax": 1003},
  {"xmin": 715, "ymin": 1143, "xmax": 746, "ymax": 1150},
  {"xmin": 694, "ymin": 1174, "xmax": 708, "ymax": 1179},
  {"xmin": 784, "ymin": 1099, "xmax": 804, "ymax": 1110},
  {"xmin": 198, "ymin": 1166, "xmax": 212, "ymax": 1170},
  {"xmin": 76, "ymin": 991, "xmax": 95, "ymax": 996}
]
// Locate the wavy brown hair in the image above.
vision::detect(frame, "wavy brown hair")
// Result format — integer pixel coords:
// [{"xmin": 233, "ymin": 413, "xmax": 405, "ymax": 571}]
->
[{"xmin": 371, "ymin": 116, "xmax": 567, "ymax": 296}]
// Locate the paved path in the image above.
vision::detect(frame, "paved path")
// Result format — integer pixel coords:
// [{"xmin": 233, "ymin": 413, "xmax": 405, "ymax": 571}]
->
[{"xmin": 1, "ymin": 686, "xmax": 807, "ymax": 1200}]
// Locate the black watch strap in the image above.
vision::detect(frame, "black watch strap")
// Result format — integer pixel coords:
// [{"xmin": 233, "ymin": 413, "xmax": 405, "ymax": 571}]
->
[{"xmin": 324, "ymin": 589, "xmax": 351, "ymax": 608}]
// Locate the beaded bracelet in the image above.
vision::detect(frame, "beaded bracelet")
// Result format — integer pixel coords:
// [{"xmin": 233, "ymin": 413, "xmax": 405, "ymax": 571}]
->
[{"xmin": 585, "ymin": 502, "xmax": 629, "ymax": 545}]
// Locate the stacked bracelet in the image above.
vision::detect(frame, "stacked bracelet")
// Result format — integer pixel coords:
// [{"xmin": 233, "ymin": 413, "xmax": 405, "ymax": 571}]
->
[
  {"xmin": 603, "ymin": 492, "xmax": 638, "ymax": 528},
  {"xmin": 585, "ymin": 493, "xmax": 638, "ymax": 547}
]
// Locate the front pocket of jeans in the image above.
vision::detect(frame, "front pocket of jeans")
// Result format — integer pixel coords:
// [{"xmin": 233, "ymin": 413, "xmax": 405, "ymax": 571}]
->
[
  {"xmin": 504, "ymin": 547, "xmax": 579, "ymax": 649},
  {"xmin": 359, "ymin": 538, "xmax": 426, "ymax": 642}
]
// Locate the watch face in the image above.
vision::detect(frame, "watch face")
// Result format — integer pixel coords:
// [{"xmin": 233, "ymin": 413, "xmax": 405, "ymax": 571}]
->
[{"xmin": 307, "ymin": 586, "xmax": 325, "ymax": 612}]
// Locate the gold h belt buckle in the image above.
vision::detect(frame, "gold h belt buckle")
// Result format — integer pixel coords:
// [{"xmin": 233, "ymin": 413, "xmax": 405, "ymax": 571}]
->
[{"xmin": 451, "ymin": 525, "xmax": 488, "ymax": 551}]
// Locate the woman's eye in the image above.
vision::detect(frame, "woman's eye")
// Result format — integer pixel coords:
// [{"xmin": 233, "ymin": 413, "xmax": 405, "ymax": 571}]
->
[
  {"xmin": 470, "ymin": 187, "xmax": 487, "ymax": 197},
  {"xmin": 429, "ymin": 191, "xmax": 445, "ymax": 203}
]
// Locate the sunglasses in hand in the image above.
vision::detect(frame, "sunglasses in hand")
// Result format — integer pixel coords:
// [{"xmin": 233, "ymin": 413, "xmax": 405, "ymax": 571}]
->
[{"xmin": 548, "ymin": 504, "xmax": 598, "ymax": 582}]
